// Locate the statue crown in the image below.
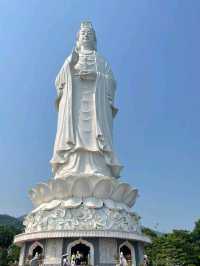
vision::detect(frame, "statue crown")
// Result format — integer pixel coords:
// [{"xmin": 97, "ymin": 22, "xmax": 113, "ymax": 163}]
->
[{"xmin": 80, "ymin": 21, "xmax": 93, "ymax": 30}]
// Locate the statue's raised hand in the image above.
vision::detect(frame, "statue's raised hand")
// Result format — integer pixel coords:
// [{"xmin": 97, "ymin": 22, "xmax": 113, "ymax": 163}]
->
[{"xmin": 79, "ymin": 70, "xmax": 97, "ymax": 80}]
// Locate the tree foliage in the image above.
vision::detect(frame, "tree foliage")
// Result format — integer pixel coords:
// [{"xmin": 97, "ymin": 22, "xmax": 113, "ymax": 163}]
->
[
  {"xmin": 0, "ymin": 225, "xmax": 22, "ymax": 266},
  {"xmin": 143, "ymin": 219, "xmax": 200, "ymax": 266}
]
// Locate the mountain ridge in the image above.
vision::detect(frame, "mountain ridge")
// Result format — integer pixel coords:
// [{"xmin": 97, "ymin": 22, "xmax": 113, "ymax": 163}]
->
[{"xmin": 0, "ymin": 214, "xmax": 23, "ymax": 230}]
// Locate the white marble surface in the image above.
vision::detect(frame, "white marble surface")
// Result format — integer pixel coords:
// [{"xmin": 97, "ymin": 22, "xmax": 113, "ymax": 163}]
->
[
  {"xmin": 44, "ymin": 239, "xmax": 63, "ymax": 265},
  {"xmin": 24, "ymin": 204, "xmax": 141, "ymax": 234},
  {"xmin": 15, "ymin": 22, "xmax": 151, "ymax": 261},
  {"xmin": 18, "ymin": 244, "xmax": 25, "ymax": 266},
  {"xmin": 50, "ymin": 21, "xmax": 122, "ymax": 178},
  {"xmin": 14, "ymin": 229, "xmax": 151, "ymax": 246},
  {"xmin": 137, "ymin": 242, "xmax": 145, "ymax": 266},
  {"xmin": 29, "ymin": 174, "xmax": 138, "ymax": 208},
  {"xmin": 99, "ymin": 238, "xmax": 117, "ymax": 264}
]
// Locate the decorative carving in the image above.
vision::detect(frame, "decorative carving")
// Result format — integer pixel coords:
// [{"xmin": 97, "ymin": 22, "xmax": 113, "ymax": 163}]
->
[
  {"xmin": 24, "ymin": 204, "xmax": 141, "ymax": 234},
  {"xmin": 30, "ymin": 197, "xmax": 131, "ymax": 214}
]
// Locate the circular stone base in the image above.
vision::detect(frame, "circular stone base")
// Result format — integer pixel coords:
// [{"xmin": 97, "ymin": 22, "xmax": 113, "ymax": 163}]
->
[
  {"xmin": 14, "ymin": 229, "xmax": 150, "ymax": 245},
  {"xmin": 15, "ymin": 232, "xmax": 149, "ymax": 266},
  {"xmin": 15, "ymin": 202, "xmax": 150, "ymax": 266}
]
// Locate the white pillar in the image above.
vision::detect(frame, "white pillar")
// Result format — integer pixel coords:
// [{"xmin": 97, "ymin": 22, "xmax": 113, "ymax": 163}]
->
[
  {"xmin": 18, "ymin": 244, "xmax": 25, "ymax": 266},
  {"xmin": 44, "ymin": 239, "xmax": 63, "ymax": 265},
  {"xmin": 137, "ymin": 242, "xmax": 144, "ymax": 266},
  {"xmin": 99, "ymin": 238, "xmax": 117, "ymax": 265}
]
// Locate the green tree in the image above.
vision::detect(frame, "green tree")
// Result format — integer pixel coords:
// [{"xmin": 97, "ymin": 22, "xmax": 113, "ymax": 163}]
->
[
  {"xmin": 0, "ymin": 225, "xmax": 22, "ymax": 265},
  {"xmin": 143, "ymin": 223, "xmax": 200, "ymax": 266},
  {"xmin": 7, "ymin": 244, "xmax": 20, "ymax": 265},
  {"xmin": 0, "ymin": 226, "xmax": 17, "ymax": 249},
  {"xmin": 191, "ymin": 219, "xmax": 200, "ymax": 265},
  {"xmin": 0, "ymin": 247, "xmax": 8, "ymax": 266}
]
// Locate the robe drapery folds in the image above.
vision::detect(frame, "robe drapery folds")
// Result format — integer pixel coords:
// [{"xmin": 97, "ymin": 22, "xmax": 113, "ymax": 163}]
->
[{"xmin": 51, "ymin": 52, "xmax": 123, "ymax": 178}]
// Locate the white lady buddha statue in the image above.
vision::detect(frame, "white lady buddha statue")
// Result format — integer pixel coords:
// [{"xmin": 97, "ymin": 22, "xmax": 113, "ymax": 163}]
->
[{"xmin": 51, "ymin": 21, "xmax": 122, "ymax": 178}]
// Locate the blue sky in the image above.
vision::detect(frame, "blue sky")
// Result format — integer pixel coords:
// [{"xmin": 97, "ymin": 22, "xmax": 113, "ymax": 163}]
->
[{"xmin": 0, "ymin": 0, "xmax": 200, "ymax": 232}]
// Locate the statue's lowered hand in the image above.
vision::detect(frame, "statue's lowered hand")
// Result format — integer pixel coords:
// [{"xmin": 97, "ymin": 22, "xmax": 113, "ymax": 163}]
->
[{"xmin": 55, "ymin": 88, "xmax": 63, "ymax": 110}]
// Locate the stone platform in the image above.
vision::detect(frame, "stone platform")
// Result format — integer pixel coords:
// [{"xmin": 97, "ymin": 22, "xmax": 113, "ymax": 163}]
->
[
  {"xmin": 14, "ymin": 174, "xmax": 150, "ymax": 266},
  {"xmin": 15, "ymin": 231, "xmax": 149, "ymax": 266}
]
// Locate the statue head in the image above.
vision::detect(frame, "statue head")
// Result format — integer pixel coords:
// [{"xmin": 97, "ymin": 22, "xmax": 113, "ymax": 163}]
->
[{"xmin": 76, "ymin": 21, "xmax": 97, "ymax": 51}]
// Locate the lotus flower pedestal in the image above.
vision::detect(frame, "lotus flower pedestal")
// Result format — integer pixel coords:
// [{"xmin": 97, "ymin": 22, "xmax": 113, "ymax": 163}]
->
[{"xmin": 14, "ymin": 174, "xmax": 150, "ymax": 265}]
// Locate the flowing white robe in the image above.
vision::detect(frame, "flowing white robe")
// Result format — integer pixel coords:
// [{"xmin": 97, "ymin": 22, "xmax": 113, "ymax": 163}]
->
[{"xmin": 51, "ymin": 51, "xmax": 122, "ymax": 178}]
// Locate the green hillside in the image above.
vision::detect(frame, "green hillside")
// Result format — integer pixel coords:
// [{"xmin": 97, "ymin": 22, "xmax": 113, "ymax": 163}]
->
[{"xmin": 0, "ymin": 214, "xmax": 23, "ymax": 231}]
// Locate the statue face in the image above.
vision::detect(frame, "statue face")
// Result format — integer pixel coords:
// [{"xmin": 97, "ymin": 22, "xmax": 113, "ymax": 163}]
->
[{"xmin": 78, "ymin": 27, "xmax": 96, "ymax": 50}]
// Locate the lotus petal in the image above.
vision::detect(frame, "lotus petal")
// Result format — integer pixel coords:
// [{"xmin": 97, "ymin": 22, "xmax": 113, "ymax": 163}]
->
[
  {"xmin": 49, "ymin": 179, "xmax": 71, "ymax": 200},
  {"xmin": 93, "ymin": 179, "xmax": 113, "ymax": 199},
  {"xmin": 72, "ymin": 178, "xmax": 91, "ymax": 198},
  {"xmin": 36, "ymin": 182, "xmax": 51, "ymax": 203},
  {"xmin": 104, "ymin": 199, "xmax": 117, "ymax": 209},
  {"xmin": 123, "ymin": 188, "xmax": 138, "ymax": 207},
  {"xmin": 115, "ymin": 202, "xmax": 126, "ymax": 211},
  {"xmin": 43, "ymin": 200, "xmax": 61, "ymax": 210},
  {"xmin": 84, "ymin": 197, "xmax": 103, "ymax": 208},
  {"xmin": 123, "ymin": 204, "xmax": 132, "ymax": 213},
  {"xmin": 62, "ymin": 197, "xmax": 82, "ymax": 208},
  {"xmin": 29, "ymin": 188, "xmax": 41, "ymax": 207},
  {"xmin": 31, "ymin": 203, "xmax": 48, "ymax": 213},
  {"xmin": 111, "ymin": 183, "xmax": 130, "ymax": 202}
]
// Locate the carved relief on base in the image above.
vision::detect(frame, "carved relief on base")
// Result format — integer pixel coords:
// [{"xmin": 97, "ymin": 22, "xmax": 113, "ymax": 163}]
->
[{"xmin": 24, "ymin": 203, "xmax": 141, "ymax": 234}]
